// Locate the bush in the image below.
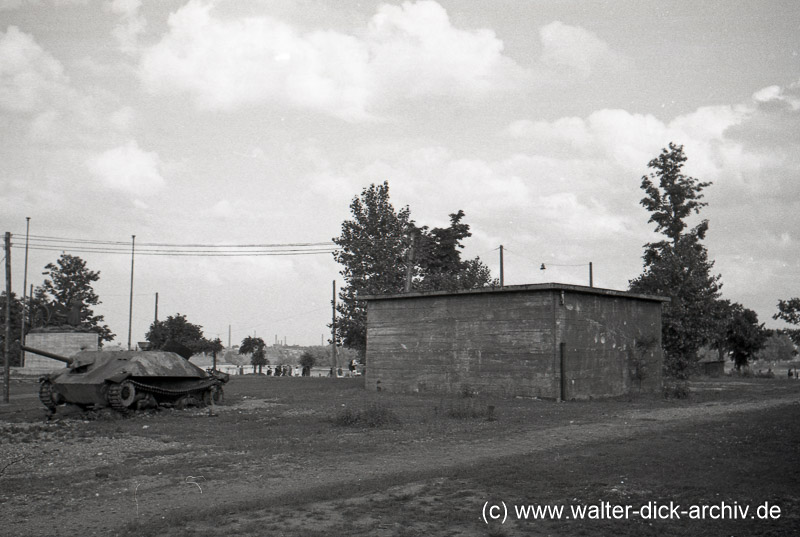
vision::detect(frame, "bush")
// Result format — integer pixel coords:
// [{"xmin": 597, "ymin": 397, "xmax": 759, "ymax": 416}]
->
[
  {"xmin": 727, "ymin": 367, "xmax": 754, "ymax": 378},
  {"xmin": 663, "ymin": 381, "xmax": 690, "ymax": 399},
  {"xmin": 445, "ymin": 399, "xmax": 496, "ymax": 420},
  {"xmin": 460, "ymin": 384, "xmax": 476, "ymax": 398},
  {"xmin": 332, "ymin": 402, "xmax": 400, "ymax": 428}
]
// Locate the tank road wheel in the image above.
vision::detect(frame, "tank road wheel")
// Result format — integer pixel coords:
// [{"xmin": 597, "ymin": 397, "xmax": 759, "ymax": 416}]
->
[
  {"xmin": 107, "ymin": 381, "xmax": 137, "ymax": 413},
  {"xmin": 38, "ymin": 381, "xmax": 57, "ymax": 412},
  {"xmin": 175, "ymin": 395, "xmax": 201, "ymax": 410},
  {"xmin": 202, "ymin": 386, "xmax": 224, "ymax": 406}
]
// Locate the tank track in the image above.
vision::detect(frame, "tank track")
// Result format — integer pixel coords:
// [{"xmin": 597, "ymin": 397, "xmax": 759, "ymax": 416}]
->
[
  {"xmin": 127, "ymin": 378, "xmax": 219, "ymax": 396},
  {"xmin": 38, "ymin": 381, "xmax": 57, "ymax": 412},
  {"xmin": 107, "ymin": 378, "xmax": 223, "ymax": 412}
]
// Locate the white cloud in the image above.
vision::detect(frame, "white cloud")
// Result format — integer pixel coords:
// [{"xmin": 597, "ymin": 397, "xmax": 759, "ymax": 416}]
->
[
  {"xmin": 0, "ymin": 26, "xmax": 71, "ymax": 113},
  {"xmin": 539, "ymin": 21, "xmax": 628, "ymax": 78},
  {"xmin": 211, "ymin": 199, "xmax": 234, "ymax": 218},
  {"xmin": 0, "ymin": 26, "xmax": 136, "ymax": 144},
  {"xmin": 109, "ymin": 105, "xmax": 135, "ymax": 130},
  {"xmin": 0, "ymin": 0, "xmax": 87, "ymax": 9},
  {"xmin": 506, "ymin": 104, "xmax": 758, "ymax": 182},
  {"xmin": 752, "ymin": 81, "xmax": 800, "ymax": 110},
  {"xmin": 139, "ymin": 0, "xmax": 370, "ymax": 119},
  {"xmin": 0, "ymin": 0, "xmax": 24, "ymax": 9},
  {"xmin": 107, "ymin": 0, "xmax": 147, "ymax": 55},
  {"xmin": 86, "ymin": 140, "xmax": 165, "ymax": 195},
  {"xmin": 139, "ymin": 0, "xmax": 526, "ymax": 119},
  {"xmin": 366, "ymin": 1, "xmax": 523, "ymax": 99}
]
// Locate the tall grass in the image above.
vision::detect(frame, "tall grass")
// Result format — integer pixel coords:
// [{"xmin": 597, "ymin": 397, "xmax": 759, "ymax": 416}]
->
[{"xmin": 332, "ymin": 402, "xmax": 401, "ymax": 428}]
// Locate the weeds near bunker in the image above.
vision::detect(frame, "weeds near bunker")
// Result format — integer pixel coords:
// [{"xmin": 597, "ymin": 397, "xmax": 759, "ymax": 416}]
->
[
  {"xmin": 332, "ymin": 402, "xmax": 401, "ymax": 428},
  {"xmin": 663, "ymin": 380, "xmax": 690, "ymax": 399},
  {"xmin": 445, "ymin": 399, "xmax": 496, "ymax": 420},
  {"xmin": 460, "ymin": 383, "xmax": 477, "ymax": 398}
]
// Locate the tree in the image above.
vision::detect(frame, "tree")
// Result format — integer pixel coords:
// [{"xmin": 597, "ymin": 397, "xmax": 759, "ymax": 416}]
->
[
  {"xmin": 332, "ymin": 182, "xmax": 495, "ymax": 356},
  {"xmin": 774, "ymin": 298, "xmax": 800, "ymax": 346},
  {"xmin": 34, "ymin": 254, "xmax": 115, "ymax": 344},
  {"xmin": 333, "ymin": 182, "xmax": 412, "ymax": 355},
  {"xmin": 414, "ymin": 210, "xmax": 497, "ymax": 292},
  {"xmin": 639, "ymin": 142, "xmax": 712, "ymax": 246},
  {"xmin": 299, "ymin": 351, "xmax": 315, "ymax": 376},
  {"xmin": 146, "ymin": 314, "xmax": 207, "ymax": 357},
  {"xmin": 774, "ymin": 298, "xmax": 800, "ymax": 324},
  {"xmin": 239, "ymin": 336, "xmax": 267, "ymax": 374},
  {"xmin": 756, "ymin": 332, "xmax": 798, "ymax": 362},
  {"xmin": 712, "ymin": 300, "xmax": 768, "ymax": 370},
  {"xmin": 204, "ymin": 337, "xmax": 224, "ymax": 370},
  {"xmin": 629, "ymin": 144, "xmax": 722, "ymax": 378}
]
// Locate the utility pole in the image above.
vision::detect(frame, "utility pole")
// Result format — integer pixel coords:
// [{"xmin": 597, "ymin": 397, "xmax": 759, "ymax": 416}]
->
[
  {"xmin": 404, "ymin": 234, "xmax": 416, "ymax": 293},
  {"xmin": 4, "ymin": 232, "xmax": 12, "ymax": 403},
  {"xmin": 19, "ymin": 217, "xmax": 30, "ymax": 367},
  {"xmin": 499, "ymin": 244, "xmax": 504, "ymax": 287},
  {"xmin": 154, "ymin": 292, "xmax": 158, "ymax": 323},
  {"xmin": 331, "ymin": 280, "xmax": 337, "ymax": 374},
  {"xmin": 589, "ymin": 262, "xmax": 594, "ymax": 287},
  {"xmin": 228, "ymin": 324, "xmax": 231, "ymax": 348},
  {"xmin": 127, "ymin": 235, "xmax": 135, "ymax": 350}
]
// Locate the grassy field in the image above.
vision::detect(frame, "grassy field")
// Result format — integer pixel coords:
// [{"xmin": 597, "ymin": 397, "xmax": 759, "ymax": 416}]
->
[{"xmin": 1, "ymin": 375, "xmax": 798, "ymax": 536}]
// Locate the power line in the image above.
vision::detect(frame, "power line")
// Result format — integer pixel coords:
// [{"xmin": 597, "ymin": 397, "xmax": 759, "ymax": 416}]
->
[
  {"xmin": 21, "ymin": 233, "xmax": 332, "ymax": 248},
  {"xmin": 12, "ymin": 244, "xmax": 334, "ymax": 256},
  {"xmin": 8, "ymin": 232, "xmax": 337, "ymax": 257}
]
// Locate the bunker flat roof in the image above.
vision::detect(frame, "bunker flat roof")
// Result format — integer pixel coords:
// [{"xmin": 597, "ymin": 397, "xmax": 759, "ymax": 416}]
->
[{"xmin": 360, "ymin": 282, "xmax": 670, "ymax": 303}]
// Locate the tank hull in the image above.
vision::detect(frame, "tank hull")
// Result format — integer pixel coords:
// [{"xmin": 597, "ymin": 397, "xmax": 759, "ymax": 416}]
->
[{"xmin": 38, "ymin": 350, "xmax": 229, "ymax": 412}]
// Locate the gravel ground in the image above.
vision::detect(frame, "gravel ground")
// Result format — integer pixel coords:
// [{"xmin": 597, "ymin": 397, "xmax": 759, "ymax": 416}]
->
[{"xmin": 2, "ymin": 386, "xmax": 798, "ymax": 536}]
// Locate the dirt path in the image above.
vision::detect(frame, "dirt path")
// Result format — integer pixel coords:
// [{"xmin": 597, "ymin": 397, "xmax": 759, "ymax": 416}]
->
[{"xmin": 4, "ymin": 393, "xmax": 797, "ymax": 536}]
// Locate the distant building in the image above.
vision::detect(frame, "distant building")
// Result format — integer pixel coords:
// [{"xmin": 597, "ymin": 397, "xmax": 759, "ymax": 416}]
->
[
  {"xmin": 363, "ymin": 283, "xmax": 667, "ymax": 399},
  {"xmin": 697, "ymin": 348, "xmax": 726, "ymax": 377}
]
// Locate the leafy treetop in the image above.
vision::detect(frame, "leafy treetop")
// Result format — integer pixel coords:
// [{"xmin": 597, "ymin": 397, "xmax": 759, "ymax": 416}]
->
[
  {"xmin": 34, "ymin": 254, "xmax": 115, "ymax": 343},
  {"xmin": 146, "ymin": 313, "xmax": 208, "ymax": 356},
  {"xmin": 640, "ymin": 142, "xmax": 712, "ymax": 246},
  {"xmin": 239, "ymin": 336, "xmax": 267, "ymax": 373},
  {"xmin": 774, "ymin": 298, "xmax": 800, "ymax": 346},
  {"xmin": 630, "ymin": 143, "xmax": 721, "ymax": 378},
  {"xmin": 711, "ymin": 300, "xmax": 768, "ymax": 370},
  {"xmin": 332, "ymin": 182, "xmax": 495, "ymax": 356}
]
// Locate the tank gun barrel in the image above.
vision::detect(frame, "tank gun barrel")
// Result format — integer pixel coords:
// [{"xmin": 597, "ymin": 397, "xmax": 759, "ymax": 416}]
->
[{"xmin": 21, "ymin": 345, "xmax": 74, "ymax": 365}]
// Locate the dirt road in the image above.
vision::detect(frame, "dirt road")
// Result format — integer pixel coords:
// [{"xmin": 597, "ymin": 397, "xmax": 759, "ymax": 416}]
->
[{"xmin": 2, "ymin": 387, "xmax": 797, "ymax": 537}]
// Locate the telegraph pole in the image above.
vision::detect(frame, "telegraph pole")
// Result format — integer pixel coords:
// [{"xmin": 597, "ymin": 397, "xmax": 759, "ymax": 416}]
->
[
  {"xmin": 154, "ymin": 292, "xmax": 158, "ymax": 323},
  {"xmin": 331, "ymin": 280, "xmax": 337, "ymax": 374},
  {"xmin": 499, "ymin": 245, "xmax": 504, "ymax": 287},
  {"xmin": 4, "ymin": 232, "xmax": 12, "ymax": 403},
  {"xmin": 127, "ymin": 235, "xmax": 135, "ymax": 350},
  {"xmin": 19, "ymin": 217, "xmax": 30, "ymax": 366},
  {"xmin": 404, "ymin": 234, "xmax": 416, "ymax": 292}
]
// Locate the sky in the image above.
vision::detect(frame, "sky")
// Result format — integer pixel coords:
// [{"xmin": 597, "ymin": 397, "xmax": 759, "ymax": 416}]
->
[{"xmin": 1, "ymin": 0, "xmax": 799, "ymax": 348}]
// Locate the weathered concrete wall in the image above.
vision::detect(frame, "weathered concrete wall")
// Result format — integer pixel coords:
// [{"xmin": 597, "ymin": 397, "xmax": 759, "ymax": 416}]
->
[
  {"xmin": 556, "ymin": 290, "xmax": 663, "ymax": 399},
  {"xmin": 20, "ymin": 331, "xmax": 99, "ymax": 374},
  {"xmin": 365, "ymin": 285, "xmax": 664, "ymax": 399},
  {"xmin": 367, "ymin": 291, "xmax": 559, "ymax": 398}
]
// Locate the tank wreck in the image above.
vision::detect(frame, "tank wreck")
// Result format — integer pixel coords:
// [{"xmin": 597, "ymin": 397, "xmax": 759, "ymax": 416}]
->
[{"xmin": 22, "ymin": 345, "xmax": 229, "ymax": 414}]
